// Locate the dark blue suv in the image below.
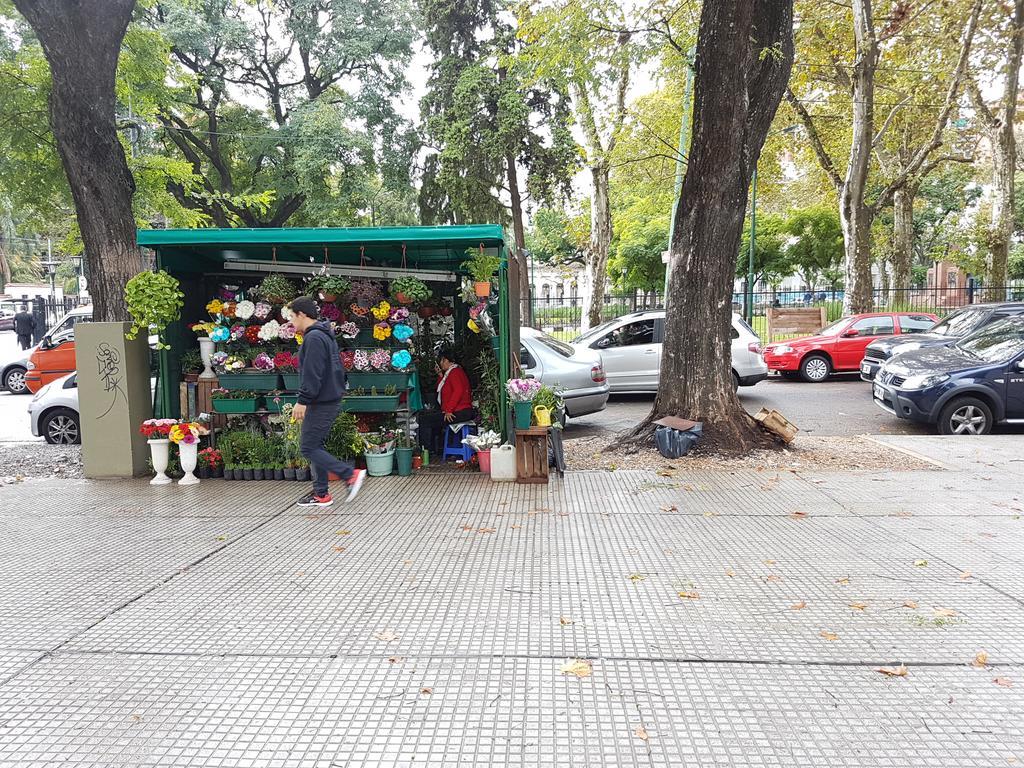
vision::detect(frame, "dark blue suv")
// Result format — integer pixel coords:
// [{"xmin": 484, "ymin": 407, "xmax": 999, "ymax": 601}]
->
[{"xmin": 872, "ymin": 316, "xmax": 1024, "ymax": 434}]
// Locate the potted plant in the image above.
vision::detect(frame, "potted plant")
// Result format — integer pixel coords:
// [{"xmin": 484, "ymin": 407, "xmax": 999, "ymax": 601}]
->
[
  {"xmin": 506, "ymin": 378, "xmax": 542, "ymax": 430},
  {"xmin": 275, "ymin": 351, "xmax": 300, "ymax": 390},
  {"xmin": 283, "ymin": 459, "xmax": 296, "ymax": 481},
  {"xmin": 169, "ymin": 421, "xmax": 202, "ymax": 485},
  {"xmin": 395, "ymin": 430, "xmax": 414, "ymax": 476},
  {"xmin": 125, "ymin": 269, "xmax": 184, "ymax": 349},
  {"xmin": 390, "ymin": 276, "xmax": 430, "ymax": 305},
  {"xmin": 363, "ymin": 430, "xmax": 396, "ymax": 476},
  {"xmin": 463, "ymin": 429, "xmax": 502, "ymax": 474},
  {"xmin": 306, "ymin": 273, "xmax": 351, "ymax": 303},
  {"xmin": 465, "ymin": 249, "xmax": 501, "ymax": 297},
  {"xmin": 212, "ymin": 388, "xmax": 260, "ymax": 414},
  {"xmin": 197, "ymin": 447, "xmax": 222, "ymax": 479},
  {"xmin": 295, "ymin": 457, "xmax": 311, "ymax": 482},
  {"xmin": 532, "ymin": 384, "xmax": 565, "ymax": 428},
  {"xmin": 139, "ymin": 418, "xmax": 177, "ymax": 485},
  {"xmin": 180, "ymin": 348, "xmax": 203, "ymax": 383},
  {"xmin": 348, "ymin": 278, "xmax": 384, "ymax": 309},
  {"xmin": 266, "ymin": 390, "xmax": 299, "ymax": 412},
  {"xmin": 255, "ymin": 274, "xmax": 297, "ymax": 305}
]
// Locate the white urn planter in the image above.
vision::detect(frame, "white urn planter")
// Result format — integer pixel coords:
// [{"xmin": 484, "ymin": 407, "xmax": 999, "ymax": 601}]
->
[
  {"xmin": 149, "ymin": 439, "xmax": 172, "ymax": 485},
  {"xmin": 178, "ymin": 441, "xmax": 200, "ymax": 485},
  {"xmin": 198, "ymin": 336, "xmax": 217, "ymax": 380}
]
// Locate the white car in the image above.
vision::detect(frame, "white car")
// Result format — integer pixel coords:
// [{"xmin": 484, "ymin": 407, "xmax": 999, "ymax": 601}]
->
[
  {"xmin": 28, "ymin": 372, "xmax": 81, "ymax": 444},
  {"xmin": 571, "ymin": 310, "xmax": 767, "ymax": 392}
]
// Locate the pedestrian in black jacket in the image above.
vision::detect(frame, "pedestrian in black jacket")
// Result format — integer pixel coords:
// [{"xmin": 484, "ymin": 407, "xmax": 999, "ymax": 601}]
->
[
  {"xmin": 14, "ymin": 306, "xmax": 35, "ymax": 350},
  {"xmin": 287, "ymin": 296, "xmax": 365, "ymax": 506}
]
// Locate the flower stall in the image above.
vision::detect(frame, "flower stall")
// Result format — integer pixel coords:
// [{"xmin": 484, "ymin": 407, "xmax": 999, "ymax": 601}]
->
[{"xmin": 134, "ymin": 225, "xmax": 518, "ymax": 480}]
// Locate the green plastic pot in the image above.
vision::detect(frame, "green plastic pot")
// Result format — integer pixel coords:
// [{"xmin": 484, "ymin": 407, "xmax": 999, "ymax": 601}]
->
[
  {"xmin": 280, "ymin": 373, "xmax": 300, "ymax": 391},
  {"xmin": 264, "ymin": 394, "xmax": 299, "ymax": 412},
  {"xmin": 342, "ymin": 394, "xmax": 402, "ymax": 412},
  {"xmin": 218, "ymin": 372, "xmax": 280, "ymax": 391},
  {"xmin": 395, "ymin": 446, "xmax": 414, "ymax": 476},
  {"xmin": 365, "ymin": 450, "xmax": 395, "ymax": 477},
  {"xmin": 212, "ymin": 397, "xmax": 259, "ymax": 414},
  {"xmin": 346, "ymin": 372, "xmax": 411, "ymax": 390},
  {"xmin": 513, "ymin": 400, "xmax": 533, "ymax": 429}
]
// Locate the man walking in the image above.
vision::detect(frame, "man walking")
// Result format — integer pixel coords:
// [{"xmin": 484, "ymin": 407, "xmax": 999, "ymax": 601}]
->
[
  {"xmin": 14, "ymin": 305, "xmax": 36, "ymax": 351},
  {"xmin": 287, "ymin": 296, "xmax": 365, "ymax": 506}
]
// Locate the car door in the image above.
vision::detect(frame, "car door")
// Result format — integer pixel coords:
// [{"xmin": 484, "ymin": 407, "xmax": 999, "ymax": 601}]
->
[
  {"xmin": 835, "ymin": 315, "xmax": 895, "ymax": 370},
  {"xmin": 1006, "ymin": 353, "xmax": 1024, "ymax": 420},
  {"xmin": 590, "ymin": 318, "xmax": 658, "ymax": 391},
  {"xmin": 896, "ymin": 314, "xmax": 938, "ymax": 335}
]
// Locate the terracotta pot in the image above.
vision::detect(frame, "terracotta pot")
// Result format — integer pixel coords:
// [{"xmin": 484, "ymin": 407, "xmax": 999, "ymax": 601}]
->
[
  {"xmin": 418, "ymin": 306, "xmax": 435, "ymax": 319},
  {"xmin": 184, "ymin": 373, "xmax": 199, "ymax": 383},
  {"xmin": 319, "ymin": 292, "xmax": 337, "ymax": 302},
  {"xmin": 395, "ymin": 292, "xmax": 413, "ymax": 305},
  {"xmin": 474, "ymin": 281, "xmax": 491, "ymax": 297},
  {"xmin": 412, "ymin": 455, "xmax": 423, "ymax": 470}
]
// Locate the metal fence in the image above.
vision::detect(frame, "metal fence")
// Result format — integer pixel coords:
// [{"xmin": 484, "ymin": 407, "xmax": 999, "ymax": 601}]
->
[{"xmin": 530, "ymin": 284, "xmax": 1024, "ymax": 343}]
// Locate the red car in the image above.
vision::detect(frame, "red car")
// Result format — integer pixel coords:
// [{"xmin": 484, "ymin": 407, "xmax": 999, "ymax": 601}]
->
[{"xmin": 762, "ymin": 312, "xmax": 939, "ymax": 382}]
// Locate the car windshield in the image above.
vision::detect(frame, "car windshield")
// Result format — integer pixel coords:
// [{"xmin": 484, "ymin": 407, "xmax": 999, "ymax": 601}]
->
[
  {"xmin": 573, "ymin": 319, "xmax": 622, "ymax": 344},
  {"xmin": 954, "ymin": 317, "xmax": 1024, "ymax": 362},
  {"xmin": 816, "ymin": 318, "xmax": 848, "ymax": 336},
  {"xmin": 929, "ymin": 308, "xmax": 987, "ymax": 337},
  {"xmin": 531, "ymin": 332, "xmax": 575, "ymax": 358}
]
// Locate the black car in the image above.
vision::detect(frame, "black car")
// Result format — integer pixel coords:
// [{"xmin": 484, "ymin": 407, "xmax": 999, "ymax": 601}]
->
[
  {"xmin": 860, "ymin": 303, "xmax": 1024, "ymax": 381},
  {"xmin": 872, "ymin": 316, "xmax": 1024, "ymax": 434}
]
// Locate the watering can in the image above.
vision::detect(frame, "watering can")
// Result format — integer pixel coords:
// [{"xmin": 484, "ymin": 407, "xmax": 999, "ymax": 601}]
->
[{"xmin": 533, "ymin": 405, "xmax": 552, "ymax": 427}]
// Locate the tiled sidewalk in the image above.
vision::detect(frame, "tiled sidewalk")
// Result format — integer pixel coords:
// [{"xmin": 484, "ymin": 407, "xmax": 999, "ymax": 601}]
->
[{"xmin": 0, "ymin": 436, "xmax": 1021, "ymax": 766}]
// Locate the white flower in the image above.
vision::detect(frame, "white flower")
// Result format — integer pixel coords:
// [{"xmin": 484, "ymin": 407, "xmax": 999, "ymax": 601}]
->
[
  {"xmin": 258, "ymin": 320, "xmax": 281, "ymax": 341},
  {"xmin": 235, "ymin": 300, "xmax": 256, "ymax": 320},
  {"xmin": 281, "ymin": 305, "xmax": 295, "ymax": 322}
]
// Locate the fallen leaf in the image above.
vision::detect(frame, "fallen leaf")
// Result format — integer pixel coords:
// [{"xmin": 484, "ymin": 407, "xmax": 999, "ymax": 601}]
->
[
  {"xmin": 876, "ymin": 665, "xmax": 908, "ymax": 677},
  {"xmin": 789, "ymin": 511, "xmax": 808, "ymax": 519},
  {"xmin": 836, "ymin": 577, "xmax": 850, "ymax": 585},
  {"xmin": 560, "ymin": 616, "xmax": 574, "ymax": 626},
  {"xmin": 560, "ymin": 659, "xmax": 593, "ymax": 678},
  {"xmin": 677, "ymin": 590, "xmax": 700, "ymax": 600},
  {"xmin": 659, "ymin": 505, "xmax": 678, "ymax": 512},
  {"xmin": 933, "ymin": 607, "xmax": 957, "ymax": 618},
  {"xmin": 820, "ymin": 631, "xmax": 839, "ymax": 641},
  {"xmin": 763, "ymin": 559, "xmax": 776, "ymax": 565},
  {"xmin": 629, "ymin": 573, "xmax": 647, "ymax": 583},
  {"xmin": 972, "ymin": 651, "xmax": 989, "ymax": 668},
  {"xmin": 215, "ymin": 536, "xmax": 227, "ymax": 542},
  {"xmin": 702, "ymin": 510, "xmax": 719, "ymax": 517},
  {"xmin": 634, "ymin": 726, "xmax": 649, "ymax": 741},
  {"xmin": 332, "ymin": 546, "xmax": 346, "ymax": 553},
  {"xmin": 656, "ymin": 469, "xmax": 675, "ymax": 477},
  {"xmin": 849, "ymin": 602, "xmax": 868, "ymax": 611},
  {"xmin": 959, "ymin": 571, "xmax": 972, "ymax": 580},
  {"xmin": 892, "ymin": 510, "xmax": 913, "ymax": 518},
  {"xmin": 903, "ymin": 600, "xmax": 918, "ymax": 609},
  {"xmin": 725, "ymin": 569, "xmax": 736, "ymax": 577},
  {"xmin": 387, "ymin": 656, "xmax": 403, "ymax": 664},
  {"xmin": 663, "ymin": 548, "xmax": 676, "ymax": 555},
  {"xmin": 336, "ymin": 530, "xmax": 351, "ymax": 535},
  {"xmin": 511, "ymin": 524, "xmax": 521, "ymax": 529},
  {"xmin": 420, "ymin": 687, "xmax": 432, "ymax": 695},
  {"xmin": 993, "ymin": 677, "xmax": 1013, "ymax": 688},
  {"xmin": 790, "ymin": 601, "xmax": 807, "ymax": 610},
  {"xmin": 764, "ymin": 574, "xmax": 782, "ymax": 583},
  {"xmin": 461, "ymin": 525, "xmax": 474, "ymax": 531},
  {"xmin": 374, "ymin": 630, "xmax": 399, "ymax": 642},
  {"xmin": 914, "ymin": 559, "xmax": 929, "ymax": 567},
  {"xmin": 403, "ymin": 559, "xmax": 413, "ymax": 565},
  {"xmin": 477, "ymin": 527, "xmax": 496, "ymax": 534}
]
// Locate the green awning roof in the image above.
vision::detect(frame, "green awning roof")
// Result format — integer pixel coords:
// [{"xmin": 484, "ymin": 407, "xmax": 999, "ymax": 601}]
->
[{"xmin": 138, "ymin": 225, "xmax": 506, "ymax": 273}]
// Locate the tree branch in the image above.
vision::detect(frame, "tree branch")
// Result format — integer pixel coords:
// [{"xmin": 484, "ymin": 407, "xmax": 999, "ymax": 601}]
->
[{"xmin": 785, "ymin": 89, "xmax": 843, "ymax": 190}]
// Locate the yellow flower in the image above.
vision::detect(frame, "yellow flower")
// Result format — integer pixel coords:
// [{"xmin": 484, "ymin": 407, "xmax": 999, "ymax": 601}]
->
[
  {"xmin": 371, "ymin": 301, "xmax": 391, "ymax": 321},
  {"xmin": 206, "ymin": 299, "xmax": 224, "ymax": 315},
  {"xmin": 468, "ymin": 319, "xmax": 480, "ymax": 333},
  {"xmin": 296, "ymin": 332, "xmax": 303, "ymax": 345}
]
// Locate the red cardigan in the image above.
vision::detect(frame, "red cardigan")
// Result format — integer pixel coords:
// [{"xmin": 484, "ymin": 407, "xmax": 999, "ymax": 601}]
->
[{"xmin": 439, "ymin": 365, "xmax": 472, "ymax": 413}]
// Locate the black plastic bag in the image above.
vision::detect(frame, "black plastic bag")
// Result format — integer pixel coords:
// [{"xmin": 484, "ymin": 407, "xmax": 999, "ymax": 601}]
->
[{"xmin": 654, "ymin": 423, "xmax": 703, "ymax": 458}]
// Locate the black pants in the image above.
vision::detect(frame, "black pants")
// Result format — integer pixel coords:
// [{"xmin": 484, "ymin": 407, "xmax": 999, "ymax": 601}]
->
[
  {"xmin": 418, "ymin": 407, "xmax": 478, "ymax": 454},
  {"xmin": 299, "ymin": 401, "xmax": 353, "ymax": 496},
  {"xmin": 17, "ymin": 334, "xmax": 31, "ymax": 350}
]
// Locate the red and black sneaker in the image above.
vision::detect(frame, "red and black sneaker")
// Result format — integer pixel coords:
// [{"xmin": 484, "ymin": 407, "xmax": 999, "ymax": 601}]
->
[
  {"xmin": 345, "ymin": 469, "xmax": 366, "ymax": 502},
  {"xmin": 296, "ymin": 492, "xmax": 333, "ymax": 507}
]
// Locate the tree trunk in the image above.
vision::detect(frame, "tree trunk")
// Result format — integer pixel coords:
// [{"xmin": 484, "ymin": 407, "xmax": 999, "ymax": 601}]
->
[
  {"xmin": 839, "ymin": 193, "xmax": 876, "ymax": 314},
  {"xmin": 583, "ymin": 161, "xmax": 612, "ymax": 330},
  {"xmin": 891, "ymin": 184, "xmax": 916, "ymax": 295},
  {"xmin": 13, "ymin": 0, "xmax": 138, "ymax": 323},
  {"xmin": 506, "ymin": 152, "xmax": 531, "ymax": 325},
  {"xmin": 622, "ymin": 0, "xmax": 794, "ymax": 453},
  {"xmin": 985, "ymin": 128, "xmax": 1016, "ymax": 299}
]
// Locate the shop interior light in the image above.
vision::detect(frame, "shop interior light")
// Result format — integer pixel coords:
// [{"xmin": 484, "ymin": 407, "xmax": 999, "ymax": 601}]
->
[{"xmin": 222, "ymin": 259, "xmax": 457, "ymax": 282}]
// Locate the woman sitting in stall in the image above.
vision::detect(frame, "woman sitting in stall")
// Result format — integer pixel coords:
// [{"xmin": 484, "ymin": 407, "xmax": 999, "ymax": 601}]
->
[{"xmin": 418, "ymin": 345, "xmax": 477, "ymax": 457}]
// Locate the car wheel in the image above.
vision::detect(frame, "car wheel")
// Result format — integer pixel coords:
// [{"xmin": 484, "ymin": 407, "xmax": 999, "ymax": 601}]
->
[
  {"xmin": 938, "ymin": 397, "xmax": 993, "ymax": 436},
  {"xmin": 42, "ymin": 408, "xmax": 81, "ymax": 445},
  {"xmin": 799, "ymin": 354, "xmax": 831, "ymax": 383},
  {"xmin": 732, "ymin": 370, "xmax": 740, "ymax": 391},
  {"xmin": 3, "ymin": 366, "xmax": 28, "ymax": 394}
]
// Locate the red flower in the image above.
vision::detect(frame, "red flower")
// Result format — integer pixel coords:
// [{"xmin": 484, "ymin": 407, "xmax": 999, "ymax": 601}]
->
[
  {"xmin": 340, "ymin": 350, "xmax": 355, "ymax": 370},
  {"xmin": 273, "ymin": 351, "xmax": 297, "ymax": 372},
  {"xmin": 245, "ymin": 325, "xmax": 261, "ymax": 343}
]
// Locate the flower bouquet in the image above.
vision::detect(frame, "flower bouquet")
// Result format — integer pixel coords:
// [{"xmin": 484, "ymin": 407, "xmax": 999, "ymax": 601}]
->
[
  {"xmin": 352, "ymin": 349, "xmax": 371, "ymax": 371},
  {"xmin": 348, "ymin": 278, "xmax": 384, "ymax": 308},
  {"xmin": 373, "ymin": 322, "xmax": 392, "ymax": 341},
  {"xmin": 139, "ymin": 418, "xmax": 177, "ymax": 441},
  {"xmin": 258, "ymin": 320, "xmax": 281, "ymax": 341},
  {"xmin": 253, "ymin": 301, "xmax": 273, "ymax": 320},
  {"xmin": 320, "ymin": 302, "xmax": 341, "ymax": 322},
  {"xmin": 371, "ymin": 301, "xmax": 391, "ymax": 321},
  {"xmin": 169, "ymin": 421, "xmax": 203, "ymax": 485},
  {"xmin": 369, "ymin": 348, "xmax": 391, "ymax": 371},
  {"xmin": 235, "ymin": 300, "xmax": 256, "ymax": 320},
  {"xmin": 337, "ymin": 321, "xmax": 359, "ymax": 339},
  {"xmin": 340, "ymin": 350, "xmax": 356, "ymax": 371},
  {"xmin": 506, "ymin": 377, "xmax": 541, "ymax": 429},
  {"xmin": 140, "ymin": 418, "xmax": 179, "ymax": 485}
]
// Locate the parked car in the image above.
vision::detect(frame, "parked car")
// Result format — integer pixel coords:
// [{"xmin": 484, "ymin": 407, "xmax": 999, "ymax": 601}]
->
[
  {"xmin": 520, "ymin": 327, "xmax": 609, "ymax": 420},
  {"xmin": 2, "ymin": 355, "xmax": 31, "ymax": 395},
  {"xmin": 24, "ymin": 305, "xmax": 92, "ymax": 393},
  {"xmin": 761, "ymin": 311, "xmax": 938, "ymax": 382},
  {"xmin": 570, "ymin": 311, "xmax": 767, "ymax": 392},
  {"xmin": 872, "ymin": 315, "xmax": 1024, "ymax": 434},
  {"xmin": 0, "ymin": 310, "xmax": 15, "ymax": 332},
  {"xmin": 28, "ymin": 372, "xmax": 81, "ymax": 444},
  {"xmin": 860, "ymin": 303, "xmax": 1024, "ymax": 381}
]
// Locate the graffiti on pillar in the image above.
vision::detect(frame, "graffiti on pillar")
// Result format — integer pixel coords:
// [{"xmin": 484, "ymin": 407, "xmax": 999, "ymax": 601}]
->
[{"xmin": 95, "ymin": 343, "xmax": 126, "ymax": 419}]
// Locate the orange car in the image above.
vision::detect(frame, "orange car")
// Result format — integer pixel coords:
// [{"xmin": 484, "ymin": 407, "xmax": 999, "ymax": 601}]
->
[{"xmin": 24, "ymin": 306, "xmax": 92, "ymax": 394}]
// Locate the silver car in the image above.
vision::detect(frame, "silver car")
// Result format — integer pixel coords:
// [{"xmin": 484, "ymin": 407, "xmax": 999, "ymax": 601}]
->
[
  {"xmin": 520, "ymin": 327, "xmax": 609, "ymax": 420},
  {"xmin": 571, "ymin": 310, "xmax": 768, "ymax": 392}
]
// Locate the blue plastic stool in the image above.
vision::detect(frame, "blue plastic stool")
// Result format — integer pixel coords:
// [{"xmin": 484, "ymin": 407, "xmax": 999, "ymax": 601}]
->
[{"xmin": 442, "ymin": 423, "xmax": 476, "ymax": 462}]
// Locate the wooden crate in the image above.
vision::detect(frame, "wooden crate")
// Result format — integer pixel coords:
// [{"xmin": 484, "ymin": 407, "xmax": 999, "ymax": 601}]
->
[
  {"xmin": 766, "ymin": 306, "xmax": 827, "ymax": 340},
  {"xmin": 514, "ymin": 427, "xmax": 549, "ymax": 484},
  {"xmin": 753, "ymin": 407, "xmax": 798, "ymax": 443},
  {"xmin": 179, "ymin": 378, "xmax": 226, "ymax": 428}
]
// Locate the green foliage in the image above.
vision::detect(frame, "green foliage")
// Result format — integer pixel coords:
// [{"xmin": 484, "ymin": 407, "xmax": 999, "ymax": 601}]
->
[
  {"xmin": 465, "ymin": 249, "xmax": 502, "ymax": 281},
  {"xmin": 211, "ymin": 389, "xmax": 258, "ymax": 400},
  {"xmin": 124, "ymin": 270, "xmax": 183, "ymax": 347},
  {"xmin": 527, "ymin": 207, "xmax": 588, "ymax": 265},
  {"xmin": 325, "ymin": 412, "xmax": 363, "ymax": 459},
  {"xmin": 390, "ymin": 276, "xmax": 431, "ymax": 303},
  {"xmin": 179, "ymin": 348, "xmax": 203, "ymax": 374},
  {"xmin": 782, "ymin": 206, "xmax": 844, "ymax": 288},
  {"xmin": 737, "ymin": 215, "xmax": 790, "ymax": 287},
  {"xmin": 532, "ymin": 384, "xmax": 564, "ymax": 427},
  {"xmin": 255, "ymin": 274, "xmax": 298, "ymax": 304},
  {"xmin": 306, "ymin": 273, "xmax": 352, "ymax": 299}
]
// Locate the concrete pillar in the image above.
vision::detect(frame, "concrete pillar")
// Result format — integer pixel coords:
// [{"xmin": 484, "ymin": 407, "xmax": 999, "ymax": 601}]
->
[{"xmin": 76, "ymin": 322, "xmax": 153, "ymax": 478}]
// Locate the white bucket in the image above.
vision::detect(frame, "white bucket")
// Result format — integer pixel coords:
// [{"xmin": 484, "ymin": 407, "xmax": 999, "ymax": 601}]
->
[{"xmin": 490, "ymin": 443, "xmax": 516, "ymax": 482}]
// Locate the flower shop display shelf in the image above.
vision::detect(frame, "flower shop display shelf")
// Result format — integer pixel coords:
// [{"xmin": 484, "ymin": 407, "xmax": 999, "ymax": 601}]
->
[
  {"xmin": 346, "ymin": 330, "xmax": 413, "ymax": 348},
  {"xmin": 212, "ymin": 396, "xmax": 261, "ymax": 414},
  {"xmin": 217, "ymin": 372, "xmax": 282, "ymax": 391},
  {"xmin": 341, "ymin": 394, "xmax": 402, "ymax": 413},
  {"xmin": 345, "ymin": 372, "xmax": 413, "ymax": 390}
]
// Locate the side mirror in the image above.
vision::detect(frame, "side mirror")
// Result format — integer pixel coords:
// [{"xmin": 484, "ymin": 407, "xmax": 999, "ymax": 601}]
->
[
  {"xmin": 595, "ymin": 336, "xmax": 613, "ymax": 349},
  {"xmin": 842, "ymin": 329, "xmax": 859, "ymax": 338},
  {"xmin": 40, "ymin": 337, "xmax": 52, "ymax": 350},
  {"xmin": 1016, "ymin": 359, "xmax": 1024, "ymax": 372}
]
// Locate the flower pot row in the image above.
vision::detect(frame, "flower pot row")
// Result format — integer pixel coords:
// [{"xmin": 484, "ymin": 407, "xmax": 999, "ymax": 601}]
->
[
  {"xmin": 223, "ymin": 466, "xmax": 312, "ymax": 481},
  {"xmin": 213, "ymin": 394, "xmax": 299, "ymax": 414},
  {"xmin": 218, "ymin": 372, "xmax": 300, "ymax": 392},
  {"xmin": 341, "ymin": 394, "xmax": 402, "ymax": 413}
]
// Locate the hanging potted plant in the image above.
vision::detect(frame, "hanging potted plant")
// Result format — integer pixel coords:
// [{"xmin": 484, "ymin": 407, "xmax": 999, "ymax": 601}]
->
[
  {"xmin": 255, "ymin": 274, "xmax": 297, "ymax": 305},
  {"xmin": 465, "ymin": 249, "xmax": 502, "ymax": 298},
  {"xmin": 348, "ymin": 278, "xmax": 384, "ymax": 309},
  {"xmin": 390, "ymin": 276, "xmax": 430, "ymax": 305},
  {"xmin": 124, "ymin": 269, "xmax": 184, "ymax": 349},
  {"xmin": 306, "ymin": 273, "xmax": 351, "ymax": 303},
  {"xmin": 139, "ymin": 418, "xmax": 176, "ymax": 485}
]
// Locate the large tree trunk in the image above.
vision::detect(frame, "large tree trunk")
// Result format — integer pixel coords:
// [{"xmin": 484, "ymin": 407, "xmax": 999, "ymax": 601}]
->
[
  {"xmin": 985, "ymin": 129, "xmax": 1016, "ymax": 299},
  {"xmin": 891, "ymin": 183, "xmax": 916, "ymax": 295},
  {"xmin": 583, "ymin": 161, "xmax": 612, "ymax": 330},
  {"xmin": 13, "ymin": 0, "xmax": 138, "ymax": 323},
  {"xmin": 623, "ymin": 0, "xmax": 794, "ymax": 453},
  {"xmin": 840, "ymin": 194, "xmax": 876, "ymax": 313},
  {"xmin": 506, "ymin": 152, "xmax": 531, "ymax": 325}
]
